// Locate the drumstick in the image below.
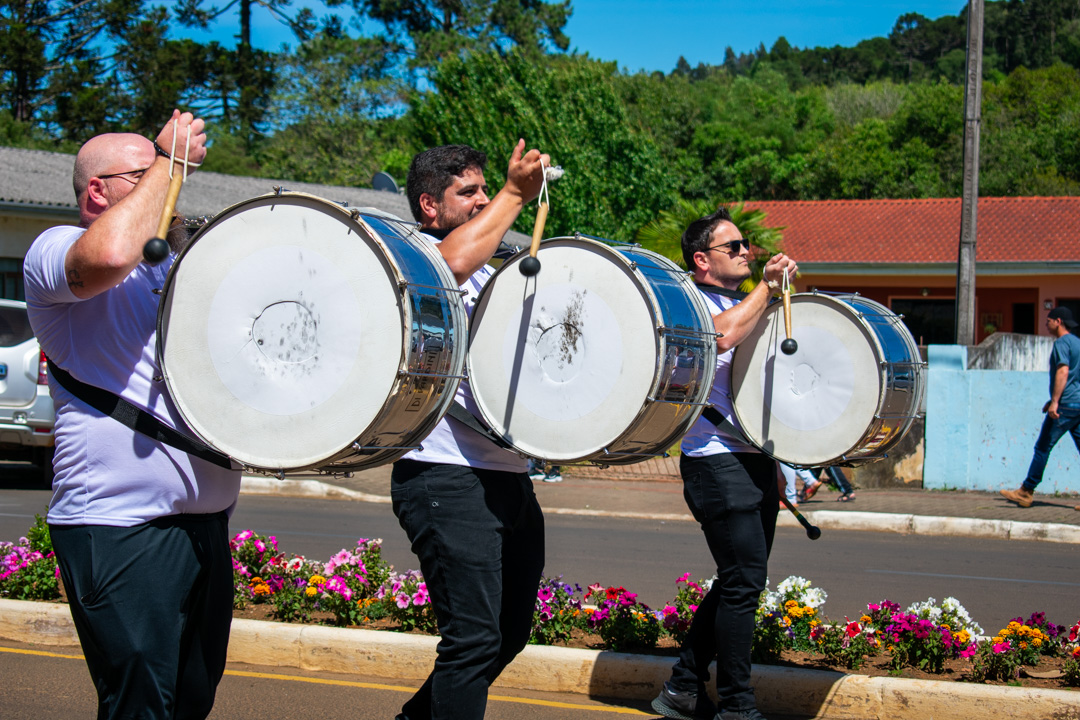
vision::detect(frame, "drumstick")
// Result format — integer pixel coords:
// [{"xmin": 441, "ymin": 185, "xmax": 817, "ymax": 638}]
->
[
  {"xmin": 780, "ymin": 494, "xmax": 822, "ymax": 540},
  {"xmin": 143, "ymin": 171, "xmax": 183, "ymax": 265},
  {"xmin": 519, "ymin": 201, "xmax": 548, "ymax": 276},
  {"xmin": 780, "ymin": 278, "xmax": 798, "ymax": 355}
]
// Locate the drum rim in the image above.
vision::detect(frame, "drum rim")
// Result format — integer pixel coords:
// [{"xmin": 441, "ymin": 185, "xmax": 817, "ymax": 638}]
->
[
  {"xmin": 154, "ymin": 192, "xmax": 448, "ymax": 472},
  {"xmin": 730, "ymin": 291, "xmax": 893, "ymax": 466},
  {"xmin": 467, "ymin": 236, "xmax": 716, "ymax": 464}
]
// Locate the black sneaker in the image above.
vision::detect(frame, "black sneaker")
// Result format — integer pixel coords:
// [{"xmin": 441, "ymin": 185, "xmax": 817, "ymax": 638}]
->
[
  {"xmin": 650, "ymin": 682, "xmax": 716, "ymax": 720},
  {"xmin": 718, "ymin": 708, "xmax": 768, "ymax": 720}
]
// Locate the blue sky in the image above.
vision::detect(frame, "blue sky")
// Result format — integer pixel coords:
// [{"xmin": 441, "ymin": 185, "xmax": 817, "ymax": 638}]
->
[{"xmin": 175, "ymin": 0, "xmax": 967, "ymax": 74}]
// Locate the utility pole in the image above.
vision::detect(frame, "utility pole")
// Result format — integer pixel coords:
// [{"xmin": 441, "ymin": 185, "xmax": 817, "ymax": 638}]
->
[{"xmin": 955, "ymin": 0, "xmax": 984, "ymax": 345}]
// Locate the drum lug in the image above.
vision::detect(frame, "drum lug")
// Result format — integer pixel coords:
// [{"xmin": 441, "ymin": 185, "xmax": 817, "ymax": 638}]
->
[
  {"xmin": 350, "ymin": 209, "xmax": 361, "ymax": 220},
  {"xmin": 272, "ymin": 185, "xmax": 289, "ymax": 196},
  {"xmin": 152, "ymin": 374, "xmax": 163, "ymax": 383},
  {"xmin": 152, "ymin": 287, "xmax": 162, "ymax": 295}
]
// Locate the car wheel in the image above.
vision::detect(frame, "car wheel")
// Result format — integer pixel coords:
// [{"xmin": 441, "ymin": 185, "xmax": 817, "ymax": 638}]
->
[{"xmin": 33, "ymin": 446, "xmax": 55, "ymax": 489}]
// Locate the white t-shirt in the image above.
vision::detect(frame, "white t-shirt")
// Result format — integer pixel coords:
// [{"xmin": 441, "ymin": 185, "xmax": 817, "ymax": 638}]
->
[
  {"xmin": 402, "ymin": 253, "xmax": 528, "ymax": 473},
  {"xmin": 680, "ymin": 288, "xmax": 761, "ymax": 457},
  {"xmin": 23, "ymin": 226, "xmax": 241, "ymax": 527}
]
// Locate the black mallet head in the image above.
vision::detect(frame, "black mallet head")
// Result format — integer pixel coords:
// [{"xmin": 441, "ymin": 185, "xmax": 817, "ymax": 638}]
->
[
  {"xmin": 806, "ymin": 525, "xmax": 822, "ymax": 540},
  {"xmin": 781, "ymin": 338, "xmax": 798, "ymax": 355},
  {"xmin": 519, "ymin": 256, "xmax": 541, "ymax": 276},
  {"xmin": 143, "ymin": 237, "xmax": 170, "ymax": 265}
]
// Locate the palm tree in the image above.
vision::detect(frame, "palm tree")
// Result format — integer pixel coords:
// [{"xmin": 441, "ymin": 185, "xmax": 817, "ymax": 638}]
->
[{"xmin": 634, "ymin": 199, "xmax": 787, "ymax": 292}]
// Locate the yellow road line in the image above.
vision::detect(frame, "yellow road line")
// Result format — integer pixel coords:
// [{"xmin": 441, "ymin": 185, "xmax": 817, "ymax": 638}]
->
[
  {"xmin": 0, "ymin": 645, "xmax": 84, "ymax": 660},
  {"xmin": 1, "ymin": 646, "xmax": 649, "ymax": 715}
]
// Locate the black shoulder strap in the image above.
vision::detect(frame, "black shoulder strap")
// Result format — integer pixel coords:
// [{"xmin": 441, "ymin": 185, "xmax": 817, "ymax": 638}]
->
[
  {"xmin": 693, "ymin": 282, "xmax": 748, "ymax": 301},
  {"xmin": 46, "ymin": 359, "xmax": 233, "ymax": 470},
  {"xmin": 445, "ymin": 403, "xmax": 517, "ymax": 451},
  {"xmin": 701, "ymin": 406, "xmax": 751, "ymax": 444}
]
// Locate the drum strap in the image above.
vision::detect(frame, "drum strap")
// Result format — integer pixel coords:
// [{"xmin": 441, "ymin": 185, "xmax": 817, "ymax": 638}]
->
[
  {"xmin": 445, "ymin": 403, "xmax": 517, "ymax": 451},
  {"xmin": 701, "ymin": 406, "xmax": 750, "ymax": 443},
  {"xmin": 693, "ymin": 283, "xmax": 748, "ymax": 301},
  {"xmin": 45, "ymin": 359, "xmax": 234, "ymax": 470}
]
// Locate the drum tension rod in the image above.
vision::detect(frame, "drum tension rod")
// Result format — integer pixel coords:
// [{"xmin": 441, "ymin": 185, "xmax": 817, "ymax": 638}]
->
[{"xmin": 273, "ymin": 186, "xmax": 289, "ymax": 196}]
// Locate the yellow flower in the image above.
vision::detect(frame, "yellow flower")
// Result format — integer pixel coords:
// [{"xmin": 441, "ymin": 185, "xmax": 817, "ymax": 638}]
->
[
  {"xmin": 309, "ymin": 575, "xmax": 326, "ymax": 586},
  {"xmin": 250, "ymin": 576, "xmax": 263, "ymax": 585},
  {"xmin": 1033, "ymin": 638, "xmax": 1043, "ymax": 647},
  {"xmin": 956, "ymin": 630, "xmax": 971, "ymax": 645},
  {"xmin": 1020, "ymin": 641, "xmax": 1029, "ymax": 649},
  {"xmin": 784, "ymin": 600, "xmax": 799, "ymax": 610},
  {"xmin": 252, "ymin": 583, "xmax": 271, "ymax": 597},
  {"xmin": 305, "ymin": 586, "xmax": 317, "ymax": 597},
  {"xmin": 809, "ymin": 620, "xmax": 820, "ymax": 628},
  {"xmin": 860, "ymin": 615, "xmax": 872, "ymax": 623}
]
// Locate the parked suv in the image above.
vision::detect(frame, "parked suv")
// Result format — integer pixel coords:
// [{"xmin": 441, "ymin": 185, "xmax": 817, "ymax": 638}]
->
[{"xmin": 0, "ymin": 300, "xmax": 55, "ymax": 487}]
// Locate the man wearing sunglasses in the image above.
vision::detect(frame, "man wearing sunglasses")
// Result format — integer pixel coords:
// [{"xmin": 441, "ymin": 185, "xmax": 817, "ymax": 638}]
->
[
  {"xmin": 653, "ymin": 207, "xmax": 797, "ymax": 720},
  {"xmin": 22, "ymin": 111, "xmax": 241, "ymax": 720}
]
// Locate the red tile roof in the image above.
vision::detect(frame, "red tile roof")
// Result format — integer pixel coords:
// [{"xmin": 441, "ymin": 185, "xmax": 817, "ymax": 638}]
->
[{"xmin": 740, "ymin": 197, "xmax": 1080, "ymax": 264}]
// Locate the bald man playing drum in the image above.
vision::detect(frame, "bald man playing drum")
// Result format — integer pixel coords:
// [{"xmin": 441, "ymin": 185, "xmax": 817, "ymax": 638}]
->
[{"xmin": 23, "ymin": 112, "xmax": 241, "ymax": 720}]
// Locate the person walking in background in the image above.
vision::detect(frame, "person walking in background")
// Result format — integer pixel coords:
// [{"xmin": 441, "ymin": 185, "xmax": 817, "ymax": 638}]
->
[
  {"xmin": 798, "ymin": 465, "xmax": 856, "ymax": 503},
  {"xmin": 1001, "ymin": 306, "xmax": 1080, "ymax": 508}
]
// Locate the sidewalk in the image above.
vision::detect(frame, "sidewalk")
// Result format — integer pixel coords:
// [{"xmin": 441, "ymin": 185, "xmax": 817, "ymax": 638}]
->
[{"xmin": 241, "ymin": 460, "xmax": 1080, "ymax": 542}]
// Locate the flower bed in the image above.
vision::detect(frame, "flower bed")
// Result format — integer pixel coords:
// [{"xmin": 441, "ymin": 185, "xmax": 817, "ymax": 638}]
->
[{"xmin": 5, "ymin": 520, "xmax": 1080, "ymax": 689}]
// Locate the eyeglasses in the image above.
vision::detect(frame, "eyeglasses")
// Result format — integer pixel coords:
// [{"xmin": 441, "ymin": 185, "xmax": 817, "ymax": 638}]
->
[
  {"xmin": 706, "ymin": 238, "xmax": 751, "ymax": 254},
  {"xmin": 98, "ymin": 167, "xmax": 150, "ymax": 184}
]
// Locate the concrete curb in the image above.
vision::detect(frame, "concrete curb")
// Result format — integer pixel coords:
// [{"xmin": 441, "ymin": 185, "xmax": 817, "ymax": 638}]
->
[
  {"xmin": 240, "ymin": 478, "xmax": 1080, "ymax": 544},
  {"xmin": 4, "ymin": 599, "xmax": 1078, "ymax": 720}
]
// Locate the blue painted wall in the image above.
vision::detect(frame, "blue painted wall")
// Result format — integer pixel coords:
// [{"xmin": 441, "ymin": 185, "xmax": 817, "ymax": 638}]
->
[{"xmin": 924, "ymin": 345, "xmax": 1079, "ymax": 492}]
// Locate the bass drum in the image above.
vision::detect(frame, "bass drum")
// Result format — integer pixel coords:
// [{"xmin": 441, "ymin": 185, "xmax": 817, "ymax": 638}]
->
[
  {"xmin": 730, "ymin": 292, "xmax": 925, "ymax": 467},
  {"xmin": 157, "ymin": 192, "xmax": 467, "ymax": 473},
  {"xmin": 467, "ymin": 236, "xmax": 717, "ymax": 465}
]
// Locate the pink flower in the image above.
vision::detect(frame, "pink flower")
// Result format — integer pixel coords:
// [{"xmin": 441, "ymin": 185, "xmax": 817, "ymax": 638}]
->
[
  {"xmin": 412, "ymin": 582, "xmax": 429, "ymax": 606},
  {"xmin": 992, "ymin": 640, "xmax": 1011, "ymax": 654},
  {"xmin": 959, "ymin": 645, "xmax": 976, "ymax": 658},
  {"xmin": 537, "ymin": 587, "xmax": 553, "ymax": 602},
  {"xmin": 396, "ymin": 593, "xmax": 411, "ymax": 609},
  {"xmin": 677, "ymin": 572, "xmax": 691, "ymax": 583}
]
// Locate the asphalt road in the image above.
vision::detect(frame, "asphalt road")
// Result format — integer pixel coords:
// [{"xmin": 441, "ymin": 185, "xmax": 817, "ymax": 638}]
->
[
  {"xmin": 2, "ymin": 471, "xmax": 1077, "ymax": 632},
  {"xmin": 1, "ymin": 638, "xmax": 705, "ymax": 720}
]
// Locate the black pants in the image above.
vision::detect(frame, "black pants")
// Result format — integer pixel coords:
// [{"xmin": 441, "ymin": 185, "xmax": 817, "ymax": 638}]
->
[
  {"xmin": 50, "ymin": 512, "xmax": 233, "ymax": 720},
  {"xmin": 391, "ymin": 460, "xmax": 545, "ymax": 720},
  {"xmin": 668, "ymin": 453, "xmax": 778, "ymax": 713}
]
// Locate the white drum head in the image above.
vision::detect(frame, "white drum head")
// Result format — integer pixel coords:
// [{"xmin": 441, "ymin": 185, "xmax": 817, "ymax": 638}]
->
[
  {"xmin": 731, "ymin": 294, "xmax": 883, "ymax": 465},
  {"xmin": 159, "ymin": 194, "xmax": 405, "ymax": 470},
  {"xmin": 468, "ymin": 240, "xmax": 659, "ymax": 461}
]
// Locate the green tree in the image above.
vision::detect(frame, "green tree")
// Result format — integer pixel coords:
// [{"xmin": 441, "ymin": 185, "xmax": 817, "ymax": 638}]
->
[
  {"xmin": 355, "ymin": 0, "xmax": 571, "ymax": 67},
  {"xmin": 171, "ymin": 0, "xmax": 337, "ymax": 142},
  {"xmin": 255, "ymin": 30, "xmax": 414, "ymax": 185},
  {"xmin": 0, "ymin": 0, "xmax": 142, "ymax": 131},
  {"xmin": 410, "ymin": 50, "xmax": 676, "ymax": 241}
]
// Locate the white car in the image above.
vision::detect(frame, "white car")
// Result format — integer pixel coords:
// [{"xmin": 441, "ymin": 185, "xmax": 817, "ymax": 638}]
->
[{"xmin": 0, "ymin": 299, "xmax": 55, "ymax": 487}]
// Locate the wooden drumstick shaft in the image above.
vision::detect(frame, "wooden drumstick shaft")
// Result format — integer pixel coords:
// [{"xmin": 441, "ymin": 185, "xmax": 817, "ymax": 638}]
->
[
  {"xmin": 143, "ymin": 171, "xmax": 184, "ymax": 265},
  {"xmin": 529, "ymin": 202, "xmax": 549, "ymax": 258},
  {"xmin": 783, "ymin": 286, "xmax": 793, "ymax": 340},
  {"xmin": 155, "ymin": 172, "xmax": 185, "ymax": 240}
]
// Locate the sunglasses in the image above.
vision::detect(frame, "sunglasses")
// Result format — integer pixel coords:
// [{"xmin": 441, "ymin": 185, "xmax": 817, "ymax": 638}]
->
[
  {"xmin": 706, "ymin": 238, "xmax": 751, "ymax": 254},
  {"xmin": 98, "ymin": 167, "xmax": 150, "ymax": 183}
]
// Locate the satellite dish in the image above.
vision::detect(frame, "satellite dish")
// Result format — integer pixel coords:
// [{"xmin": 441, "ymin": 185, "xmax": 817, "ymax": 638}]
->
[{"xmin": 372, "ymin": 171, "xmax": 399, "ymax": 194}]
